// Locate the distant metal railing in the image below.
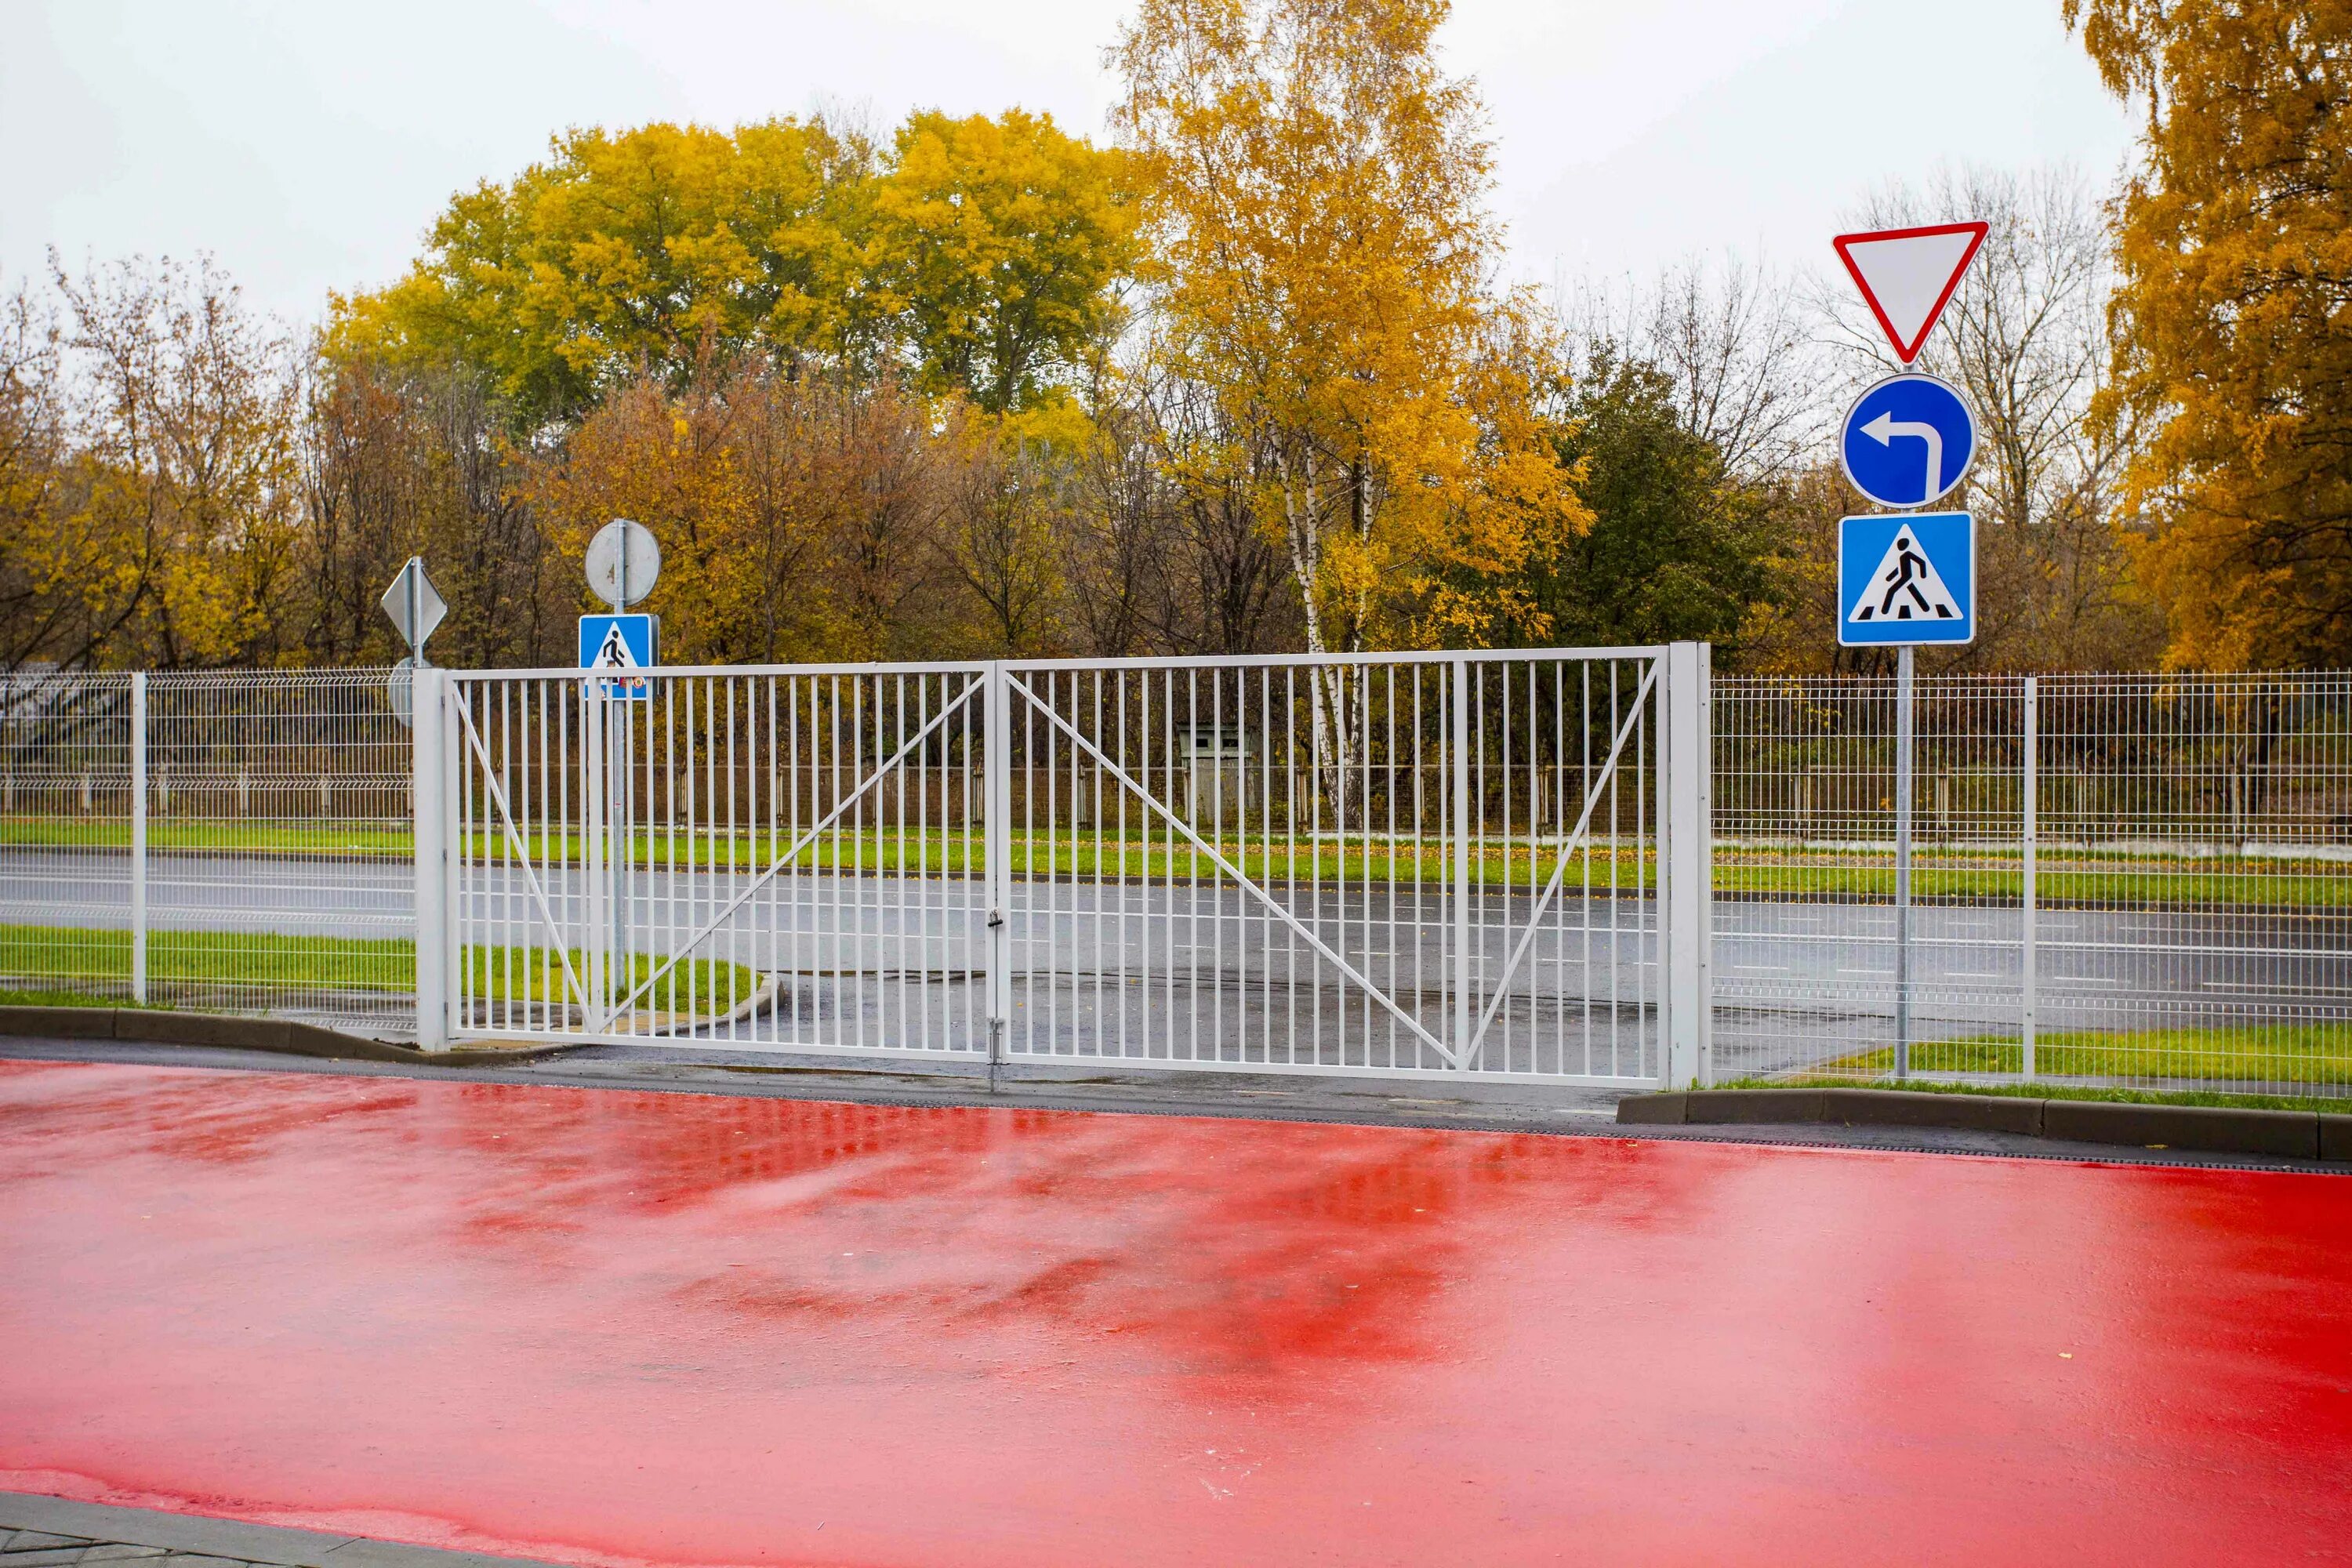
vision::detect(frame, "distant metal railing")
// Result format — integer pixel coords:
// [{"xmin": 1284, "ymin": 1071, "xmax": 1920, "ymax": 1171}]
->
[
  {"xmin": 0, "ymin": 667, "xmax": 413, "ymax": 1032},
  {"xmin": 1714, "ymin": 672, "xmax": 2352, "ymax": 1099}
]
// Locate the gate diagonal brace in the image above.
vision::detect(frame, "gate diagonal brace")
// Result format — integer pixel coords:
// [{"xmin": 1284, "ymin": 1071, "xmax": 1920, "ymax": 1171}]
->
[
  {"xmin": 1462, "ymin": 659, "xmax": 1660, "ymax": 1066},
  {"xmin": 601, "ymin": 674, "xmax": 985, "ymax": 1025},
  {"xmin": 1006, "ymin": 673, "xmax": 1465, "ymax": 1069},
  {"xmin": 455, "ymin": 697, "xmax": 590, "ymax": 1017}
]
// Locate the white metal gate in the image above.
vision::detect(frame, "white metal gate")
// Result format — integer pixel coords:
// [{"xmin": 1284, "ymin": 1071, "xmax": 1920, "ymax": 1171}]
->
[{"xmin": 413, "ymin": 645, "xmax": 1711, "ymax": 1085}]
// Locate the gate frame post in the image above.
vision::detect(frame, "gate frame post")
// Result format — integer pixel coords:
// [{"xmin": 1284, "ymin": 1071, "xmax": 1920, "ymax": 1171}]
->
[
  {"xmin": 1451, "ymin": 655, "xmax": 1472, "ymax": 1065},
  {"xmin": 412, "ymin": 665, "xmax": 451, "ymax": 1052},
  {"xmin": 984, "ymin": 661, "xmax": 1011, "ymax": 1065},
  {"xmin": 1664, "ymin": 641, "xmax": 1713, "ymax": 1087}
]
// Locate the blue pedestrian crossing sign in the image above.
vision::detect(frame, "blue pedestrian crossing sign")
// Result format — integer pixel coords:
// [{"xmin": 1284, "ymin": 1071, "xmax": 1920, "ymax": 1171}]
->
[
  {"xmin": 1840, "ymin": 372, "xmax": 1975, "ymax": 510},
  {"xmin": 579, "ymin": 613, "xmax": 657, "ymax": 699},
  {"xmin": 1838, "ymin": 512, "xmax": 1975, "ymax": 646}
]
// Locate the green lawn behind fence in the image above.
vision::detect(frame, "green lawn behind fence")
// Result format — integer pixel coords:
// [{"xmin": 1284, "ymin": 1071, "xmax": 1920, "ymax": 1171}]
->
[
  {"xmin": 7, "ymin": 818, "xmax": 2350, "ymax": 906},
  {"xmin": 1817, "ymin": 1026, "xmax": 2352, "ymax": 1089},
  {"xmin": 0, "ymin": 924, "xmax": 757, "ymax": 1009}
]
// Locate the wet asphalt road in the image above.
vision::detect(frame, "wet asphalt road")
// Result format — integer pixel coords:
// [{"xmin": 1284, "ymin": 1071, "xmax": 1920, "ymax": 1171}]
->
[{"xmin": 5, "ymin": 848, "xmax": 2347, "ymax": 1075}]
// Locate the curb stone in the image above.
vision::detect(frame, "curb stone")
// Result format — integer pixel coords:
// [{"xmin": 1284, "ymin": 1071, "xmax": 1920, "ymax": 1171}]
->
[
  {"xmin": 0, "ymin": 1007, "xmax": 561, "ymax": 1068},
  {"xmin": 1617, "ymin": 1086, "xmax": 2345, "ymax": 1162}
]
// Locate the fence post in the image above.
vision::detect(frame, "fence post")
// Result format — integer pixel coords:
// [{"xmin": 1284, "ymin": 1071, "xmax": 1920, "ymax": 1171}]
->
[
  {"xmin": 1452, "ymin": 656, "xmax": 1472, "ymax": 1064},
  {"xmin": 412, "ymin": 666, "xmax": 450, "ymax": 1051},
  {"xmin": 2022, "ymin": 675, "xmax": 2038, "ymax": 1080},
  {"xmin": 1664, "ymin": 641, "xmax": 1712, "ymax": 1087},
  {"xmin": 130, "ymin": 672, "xmax": 147, "ymax": 1006},
  {"xmin": 985, "ymin": 662, "xmax": 1011, "ymax": 1071}
]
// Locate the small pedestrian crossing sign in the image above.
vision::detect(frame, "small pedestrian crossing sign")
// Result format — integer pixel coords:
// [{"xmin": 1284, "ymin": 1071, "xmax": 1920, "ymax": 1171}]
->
[
  {"xmin": 1838, "ymin": 512, "xmax": 1974, "ymax": 646},
  {"xmin": 579, "ymin": 613, "xmax": 657, "ymax": 698}
]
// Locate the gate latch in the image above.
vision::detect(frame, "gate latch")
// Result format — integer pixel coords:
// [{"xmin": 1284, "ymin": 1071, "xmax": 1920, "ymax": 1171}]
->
[{"xmin": 987, "ymin": 908, "xmax": 1005, "ymax": 930}]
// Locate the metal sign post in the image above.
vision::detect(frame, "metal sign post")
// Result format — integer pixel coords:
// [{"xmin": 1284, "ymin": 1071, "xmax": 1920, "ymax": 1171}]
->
[
  {"xmin": 580, "ymin": 519, "xmax": 661, "ymax": 1020},
  {"xmin": 1893, "ymin": 646, "xmax": 1914, "ymax": 1076},
  {"xmin": 1832, "ymin": 223, "xmax": 1988, "ymax": 1080}
]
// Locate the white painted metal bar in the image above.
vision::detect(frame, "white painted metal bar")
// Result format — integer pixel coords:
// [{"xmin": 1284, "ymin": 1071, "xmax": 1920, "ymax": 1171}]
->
[
  {"xmin": 985, "ymin": 662, "xmax": 1011, "ymax": 1069},
  {"xmin": 412, "ymin": 666, "xmax": 449, "ymax": 1051},
  {"xmin": 1664, "ymin": 642, "xmax": 1710, "ymax": 1087}
]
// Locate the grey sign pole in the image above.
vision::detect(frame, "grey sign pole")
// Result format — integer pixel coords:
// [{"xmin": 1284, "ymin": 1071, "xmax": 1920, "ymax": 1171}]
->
[
  {"xmin": 1894, "ymin": 644, "xmax": 1915, "ymax": 1077},
  {"xmin": 583, "ymin": 519, "xmax": 660, "ymax": 1018}
]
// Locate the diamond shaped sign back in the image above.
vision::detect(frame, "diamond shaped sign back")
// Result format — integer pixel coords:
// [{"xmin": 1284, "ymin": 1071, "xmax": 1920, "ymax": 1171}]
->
[{"xmin": 379, "ymin": 557, "xmax": 448, "ymax": 653}]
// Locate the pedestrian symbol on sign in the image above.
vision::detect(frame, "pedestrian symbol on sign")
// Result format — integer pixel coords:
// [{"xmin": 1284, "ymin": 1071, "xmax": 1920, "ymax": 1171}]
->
[
  {"xmin": 1849, "ymin": 524, "xmax": 1962, "ymax": 624},
  {"xmin": 1837, "ymin": 512, "xmax": 1975, "ymax": 647},
  {"xmin": 578, "ymin": 612, "xmax": 657, "ymax": 699}
]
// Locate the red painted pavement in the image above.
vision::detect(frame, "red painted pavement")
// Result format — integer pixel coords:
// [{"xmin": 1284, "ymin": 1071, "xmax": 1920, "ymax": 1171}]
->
[{"xmin": 1, "ymin": 1059, "xmax": 2347, "ymax": 1567}]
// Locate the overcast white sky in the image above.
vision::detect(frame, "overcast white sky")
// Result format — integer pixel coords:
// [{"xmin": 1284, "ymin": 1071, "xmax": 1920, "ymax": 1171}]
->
[{"xmin": 1, "ymin": 0, "xmax": 2135, "ymax": 325}]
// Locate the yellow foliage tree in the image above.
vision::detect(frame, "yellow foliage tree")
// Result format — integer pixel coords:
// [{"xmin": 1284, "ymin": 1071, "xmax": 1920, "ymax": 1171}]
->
[
  {"xmin": 338, "ymin": 111, "xmax": 1136, "ymax": 427},
  {"xmin": 534, "ymin": 365, "xmax": 974, "ymax": 664},
  {"xmin": 867, "ymin": 111, "xmax": 1138, "ymax": 412},
  {"xmin": 1112, "ymin": 0, "xmax": 1584, "ymax": 788},
  {"xmin": 2068, "ymin": 0, "xmax": 2352, "ymax": 667},
  {"xmin": 1112, "ymin": 0, "xmax": 1582, "ymax": 663},
  {"xmin": 337, "ymin": 118, "xmax": 872, "ymax": 424}
]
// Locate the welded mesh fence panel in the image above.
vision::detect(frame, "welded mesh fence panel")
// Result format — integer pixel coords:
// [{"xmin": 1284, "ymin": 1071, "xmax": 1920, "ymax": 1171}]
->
[
  {"xmin": 1000, "ymin": 653, "xmax": 1663, "ymax": 1080},
  {"xmin": 0, "ymin": 672, "xmax": 134, "ymax": 1001},
  {"xmin": 1715, "ymin": 672, "xmax": 2352, "ymax": 1098},
  {"xmin": 144, "ymin": 669, "xmax": 415, "ymax": 1029},
  {"xmin": 0, "ymin": 667, "xmax": 415, "ymax": 1032}
]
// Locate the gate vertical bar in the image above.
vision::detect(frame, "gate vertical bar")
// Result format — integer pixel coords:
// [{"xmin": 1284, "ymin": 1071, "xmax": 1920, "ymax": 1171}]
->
[
  {"xmin": 412, "ymin": 666, "xmax": 449, "ymax": 1051},
  {"xmin": 2021, "ymin": 673, "xmax": 2038, "ymax": 1081},
  {"xmin": 1894, "ymin": 645, "xmax": 1915, "ymax": 1078},
  {"xmin": 985, "ymin": 662, "xmax": 1011, "ymax": 1069},
  {"xmin": 1451, "ymin": 657, "xmax": 1472, "ymax": 1064},
  {"xmin": 130, "ymin": 671, "xmax": 147, "ymax": 1006},
  {"xmin": 1664, "ymin": 642, "xmax": 1711, "ymax": 1087}
]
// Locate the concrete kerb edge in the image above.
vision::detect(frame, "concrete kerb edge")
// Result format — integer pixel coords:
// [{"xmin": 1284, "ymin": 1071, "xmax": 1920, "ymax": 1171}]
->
[
  {"xmin": 0, "ymin": 1488, "xmax": 568, "ymax": 1566},
  {"xmin": 0, "ymin": 1007, "xmax": 567, "ymax": 1069},
  {"xmin": 1617, "ymin": 1086, "xmax": 2345, "ymax": 1162}
]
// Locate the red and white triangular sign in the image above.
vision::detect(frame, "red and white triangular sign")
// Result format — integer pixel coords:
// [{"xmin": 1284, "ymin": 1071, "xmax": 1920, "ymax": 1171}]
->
[{"xmin": 1832, "ymin": 221, "xmax": 1989, "ymax": 364}]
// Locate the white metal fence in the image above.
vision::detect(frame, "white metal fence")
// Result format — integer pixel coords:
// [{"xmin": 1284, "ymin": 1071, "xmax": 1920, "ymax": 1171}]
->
[
  {"xmin": 5, "ymin": 656, "xmax": 2347, "ymax": 1102},
  {"xmin": 419, "ymin": 647, "xmax": 1710, "ymax": 1084}
]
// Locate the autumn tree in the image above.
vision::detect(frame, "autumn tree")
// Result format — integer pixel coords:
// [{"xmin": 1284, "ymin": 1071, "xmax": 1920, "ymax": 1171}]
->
[
  {"xmin": 534, "ymin": 365, "xmax": 973, "ymax": 664},
  {"xmin": 340, "ymin": 110, "xmax": 1135, "ymax": 428},
  {"xmin": 335, "ymin": 118, "xmax": 873, "ymax": 426},
  {"xmin": 867, "ymin": 111, "xmax": 1138, "ymax": 412},
  {"xmin": 0, "ymin": 278, "xmax": 91, "ymax": 671},
  {"xmin": 300, "ymin": 358, "xmax": 564, "ymax": 667},
  {"xmin": 38, "ymin": 257, "xmax": 307, "ymax": 668},
  {"xmin": 1113, "ymin": 0, "xmax": 1581, "ymax": 782},
  {"xmin": 2067, "ymin": 0, "xmax": 2352, "ymax": 667}
]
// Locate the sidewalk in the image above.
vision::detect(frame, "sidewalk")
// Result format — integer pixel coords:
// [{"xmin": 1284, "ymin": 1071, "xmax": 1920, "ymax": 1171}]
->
[{"xmin": 0, "ymin": 1494, "xmax": 560, "ymax": 1568}]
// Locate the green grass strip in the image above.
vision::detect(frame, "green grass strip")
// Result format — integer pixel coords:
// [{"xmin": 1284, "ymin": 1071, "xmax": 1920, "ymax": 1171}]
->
[
  {"xmin": 10, "ymin": 815, "xmax": 2348, "ymax": 906},
  {"xmin": 0, "ymin": 924, "xmax": 756, "ymax": 1007},
  {"xmin": 1806, "ymin": 1025, "xmax": 2351, "ymax": 1090},
  {"xmin": 1719, "ymin": 1074, "xmax": 2350, "ymax": 1116}
]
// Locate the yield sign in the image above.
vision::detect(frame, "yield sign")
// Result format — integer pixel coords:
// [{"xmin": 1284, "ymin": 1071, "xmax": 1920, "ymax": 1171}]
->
[{"xmin": 1832, "ymin": 221, "xmax": 1988, "ymax": 363}]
